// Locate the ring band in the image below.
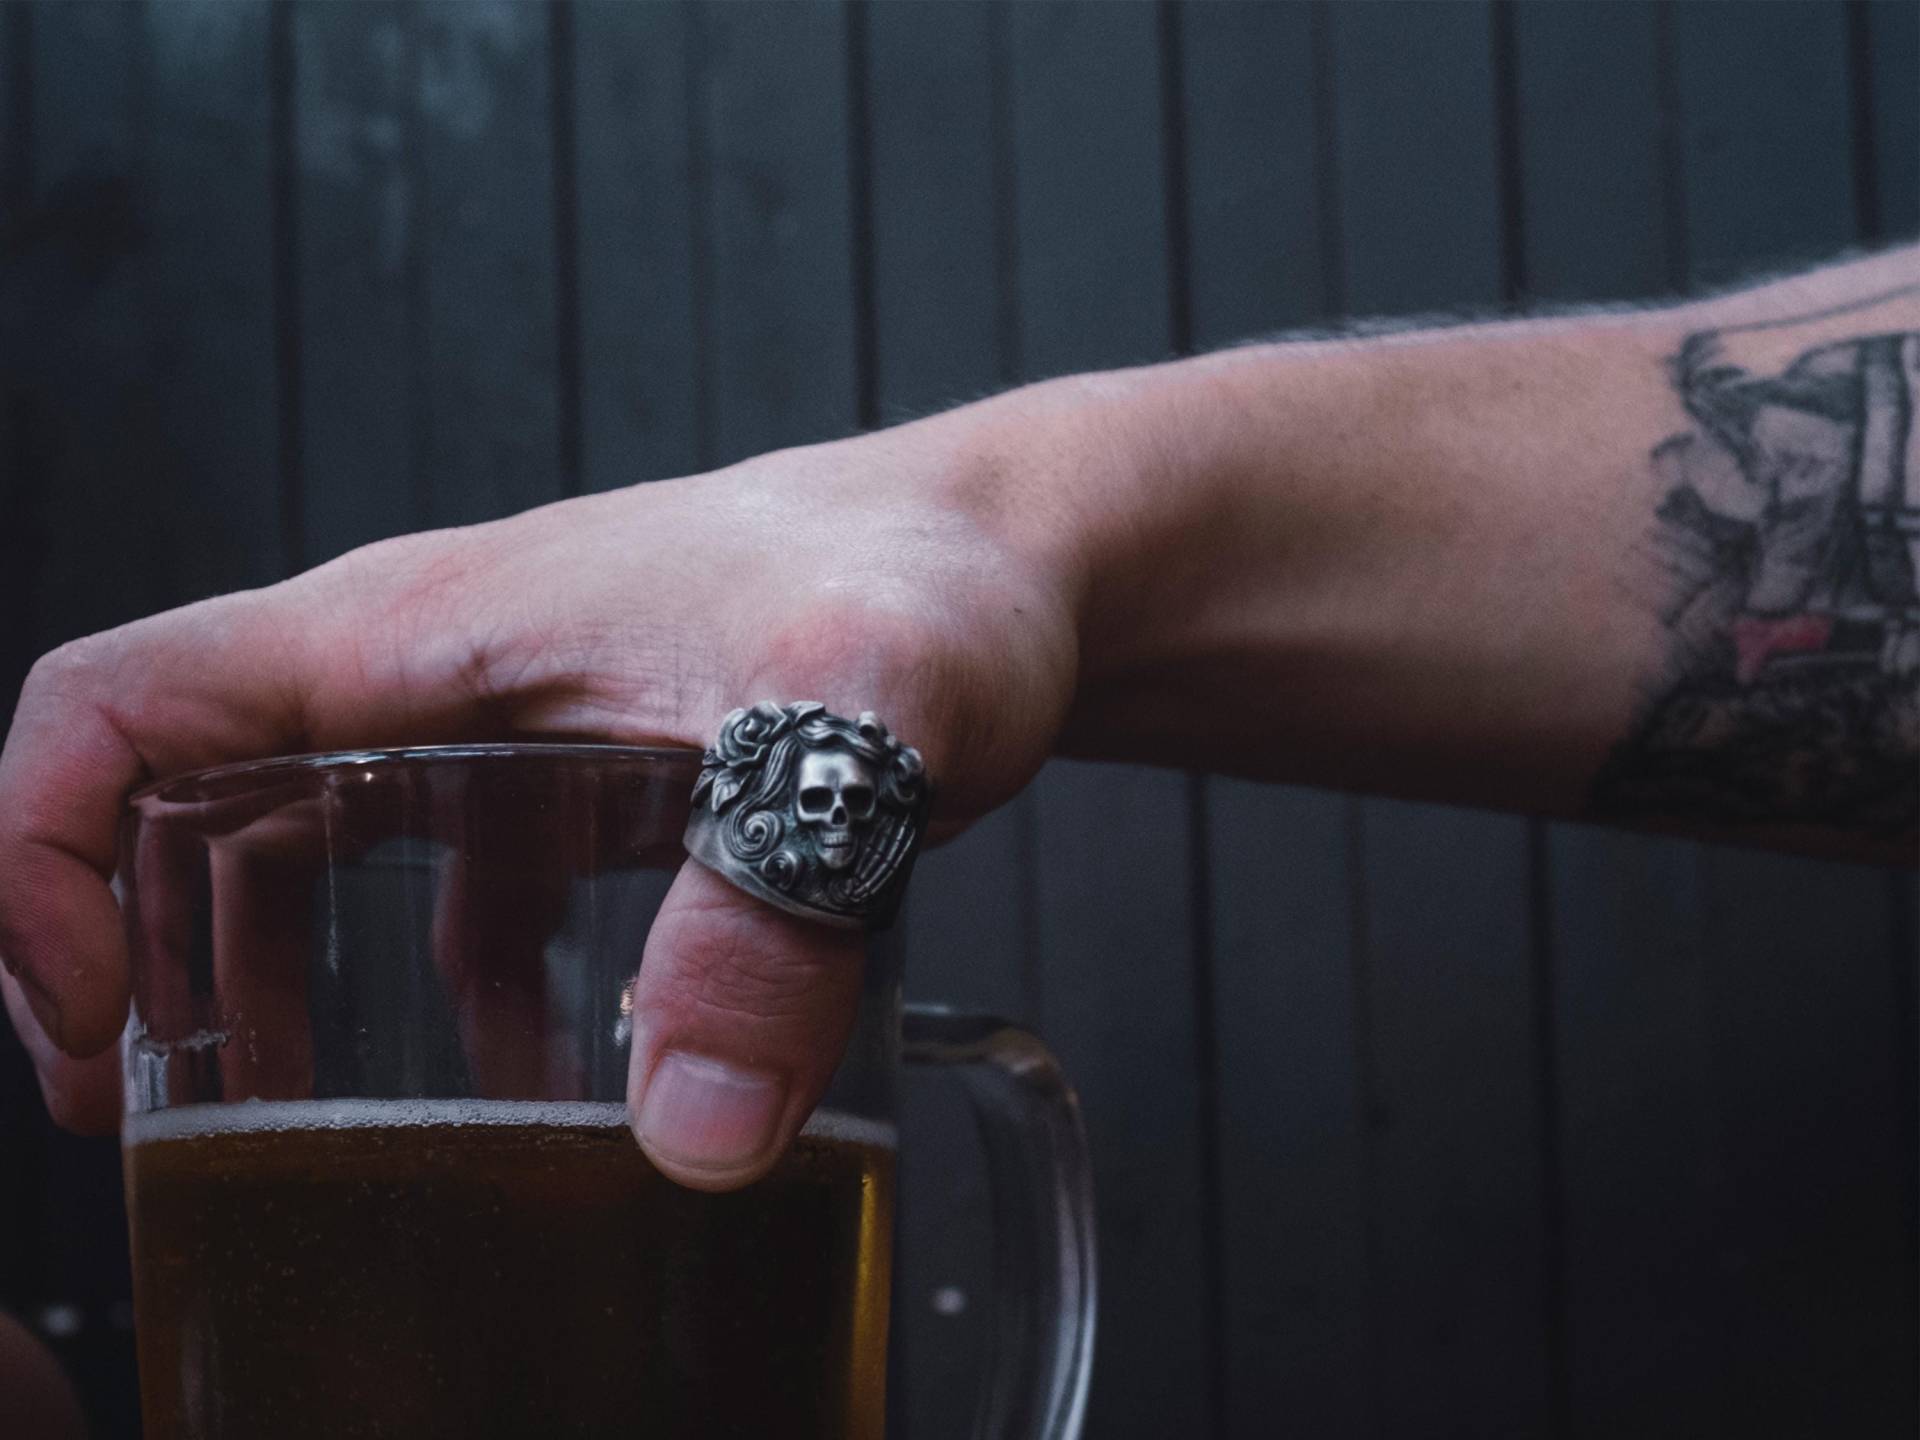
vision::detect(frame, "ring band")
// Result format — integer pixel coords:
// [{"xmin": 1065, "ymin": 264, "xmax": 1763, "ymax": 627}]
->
[{"xmin": 683, "ymin": 702, "xmax": 931, "ymax": 930}]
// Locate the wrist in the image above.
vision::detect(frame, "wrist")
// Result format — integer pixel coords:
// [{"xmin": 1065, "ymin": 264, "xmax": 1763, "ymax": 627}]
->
[{"xmin": 939, "ymin": 362, "xmax": 1245, "ymax": 702}]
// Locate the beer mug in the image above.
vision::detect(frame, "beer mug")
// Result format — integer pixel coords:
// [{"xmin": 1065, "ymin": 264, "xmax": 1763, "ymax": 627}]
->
[{"xmin": 117, "ymin": 745, "xmax": 1094, "ymax": 1439}]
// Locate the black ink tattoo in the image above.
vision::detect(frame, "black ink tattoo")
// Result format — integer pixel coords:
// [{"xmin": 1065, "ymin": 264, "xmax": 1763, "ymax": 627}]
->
[{"xmin": 1589, "ymin": 286, "xmax": 1920, "ymax": 837}]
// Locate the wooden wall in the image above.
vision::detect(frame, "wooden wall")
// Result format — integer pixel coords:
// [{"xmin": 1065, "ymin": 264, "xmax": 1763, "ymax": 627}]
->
[{"xmin": 0, "ymin": 3, "xmax": 1915, "ymax": 1436}]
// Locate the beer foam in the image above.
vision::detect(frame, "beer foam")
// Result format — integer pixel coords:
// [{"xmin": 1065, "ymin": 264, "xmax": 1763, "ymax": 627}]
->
[{"xmin": 123, "ymin": 1098, "xmax": 898, "ymax": 1152}]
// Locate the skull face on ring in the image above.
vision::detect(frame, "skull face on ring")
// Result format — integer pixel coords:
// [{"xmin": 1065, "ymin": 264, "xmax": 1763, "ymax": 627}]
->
[
  {"xmin": 690, "ymin": 701, "xmax": 930, "ymax": 922},
  {"xmin": 794, "ymin": 749, "xmax": 880, "ymax": 870}
]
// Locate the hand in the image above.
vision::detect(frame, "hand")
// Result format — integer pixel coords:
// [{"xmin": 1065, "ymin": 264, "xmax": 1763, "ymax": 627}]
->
[
  {"xmin": 0, "ymin": 1311, "xmax": 84, "ymax": 1440},
  {"xmin": 0, "ymin": 392, "xmax": 1097, "ymax": 1189}
]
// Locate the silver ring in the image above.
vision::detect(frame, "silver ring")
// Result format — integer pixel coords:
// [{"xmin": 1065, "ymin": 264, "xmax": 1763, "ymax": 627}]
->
[{"xmin": 683, "ymin": 702, "xmax": 931, "ymax": 930}]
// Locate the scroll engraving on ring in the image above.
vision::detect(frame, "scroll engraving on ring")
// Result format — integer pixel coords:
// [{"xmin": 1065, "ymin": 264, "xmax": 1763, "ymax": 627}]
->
[{"xmin": 684, "ymin": 702, "xmax": 931, "ymax": 928}]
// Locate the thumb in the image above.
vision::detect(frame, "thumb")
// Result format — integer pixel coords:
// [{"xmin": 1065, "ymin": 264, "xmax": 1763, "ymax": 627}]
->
[
  {"xmin": 626, "ymin": 860, "xmax": 866, "ymax": 1191},
  {"xmin": 618, "ymin": 600, "xmax": 1043, "ymax": 1192}
]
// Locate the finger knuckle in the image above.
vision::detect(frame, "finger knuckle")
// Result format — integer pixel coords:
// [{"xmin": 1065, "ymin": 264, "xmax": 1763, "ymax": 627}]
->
[
  {"xmin": 755, "ymin": 599, "xmax": 955, "ymax": 720},
  {"xmin": 303, "ymin": 529, "xmax": 478, "ymax": 633},
  {"xmin": 23, "ymin": 634, "xmax": 114, "ymax": 701},
  {"xmin": 751, "ymin": 579, "xmax": 1068, "ymax": 809}
]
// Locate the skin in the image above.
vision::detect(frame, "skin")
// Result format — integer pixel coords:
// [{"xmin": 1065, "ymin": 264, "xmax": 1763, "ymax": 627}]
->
[
  {"xmin": 1, "ymin": 247, "xmax": 1915, "ymax": 1197},
  {"xmin": 0, "ymin": 1311, "xmax": 87, "ymax": 1440},
  {"xmin": 0, "ymin": 403, "xmax": 1088, "ymax": 1187}
]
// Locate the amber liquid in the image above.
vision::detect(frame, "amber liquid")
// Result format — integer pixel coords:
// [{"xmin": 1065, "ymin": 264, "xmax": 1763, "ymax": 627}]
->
[{"xmin": 124, "ymin": 1101, "xmax": 894, "ymax": 1440}]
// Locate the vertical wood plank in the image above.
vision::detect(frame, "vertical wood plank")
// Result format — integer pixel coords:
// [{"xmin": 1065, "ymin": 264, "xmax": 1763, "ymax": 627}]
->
[
  {"xmin": 0, "ymin": 0, "xmax": 36, "ymax": 1314},
  {"xmin": 1330, "ymin": 2, "xmax": 1508, "ymax": 314},
  {"xmin": 0, "ymin": 1035, "xmax": 44, "ymax": 1313},
  {"xmin": 1181, "ymin": 2, "xmax": 1328, "ymax": 345},
  {"xmin": 699, "ymin": 0, "xmax": 857, "ymax": 468},
  {"xmin": 296, "ymin": 0, "xmax": 562, "ymax": 561},
  {"xmin": 416, "ymin": 2, "xmax": 560, "ymax": 530},
  {"xmin": 1901, "ymin": 866, "xmax": 1920, "ymax": 1416},
  {"xmin": 867, "ymin": 0, "xmax": 1001, "ymax": 428},
  {"xmin": 1864, "ymin": 0, "xmax": 1919, "ymax": 239},
  {"xmin": 26, "ymin": 0, "xmax": 175, "ymax": 643},
  {"xmin": 1669, "ymin": 3, "xmax": 1914, "ymax": 1431},
  {"xmin": 1702, "ymin": 854, "xmax": 1909, "ymax": 1433},
  {"xmin": 1512, "ymin": 2, "xmax": 1673, "ymax": 305},
  {"xmin": 1009, "ymin": 3, "xmax": 1172, "ymax": 378},
  {"xmin": 1548, "ymin": 828, "xmax": 1720, "ymax": 1436},
  {"xmin": 0, "ymin": 4, "xmax": 21, "ymax": 263},
  {"xmin": 1671, "ymin": 1, "xmax": 1857, "ymax": 283},
  {"xmin": 0, "ymin": 0, "xmax": 31, "ymax": 715},
  {"xmin": 1508, "ymin": 9, "xmax": 1726, "ymax": 1435},
  {"xmin": 1206, "ymin": 780, "xmax": 1368, "ymax": 1438},
  {"xmin": 0, "ymin": 0, "xmax": 48, "ymax": 1348},
  {"xmin": 294, "ymin": 0, "xmax": 426, "ymax": 558},
  {"xmin": 1006, "ymin": 5, "xmax": 1214, "ymax": 1435},
  {"xmin": 1359, "ymin": 800, "xmax": 1547, "ymax": 1434},
  {"xmin": 145, "ymin": 0, "xmax": 283, "ymax": 594},
  {"xmin": 570, "ymin": 0, "xmax": 700, "ymax": 492},
  {"xmin": 863, "ymin": 5, "xmax": 1022, "ymax": 1433},
  {"xmin": 1031, "ymin": 762, "xmax": 1211, "ymax": 1431},
  {"xmin": 1179, "ymin": 5, "xmax": 1370, "ymax": 1434},
  {"xmin": 1326, "ymin": 3, "xmax": 1553, "ymax": 1432}
]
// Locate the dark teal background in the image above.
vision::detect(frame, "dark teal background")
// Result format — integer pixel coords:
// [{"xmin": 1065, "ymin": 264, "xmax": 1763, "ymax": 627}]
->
[{"xmin": 1, "ymin": 3, "xmax": 1916, "ymax": 1435}]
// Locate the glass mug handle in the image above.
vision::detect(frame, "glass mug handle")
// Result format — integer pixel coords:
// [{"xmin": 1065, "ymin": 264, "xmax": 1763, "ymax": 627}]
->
[{"xmin": 901, "ymin": 1005, "xmax": 1097, "ymax": 1440}]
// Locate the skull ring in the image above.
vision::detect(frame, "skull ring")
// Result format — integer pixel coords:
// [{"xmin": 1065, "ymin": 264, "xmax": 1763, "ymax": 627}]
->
[{"xmin": 683, "ymin": 702, "xmax": 931, "ymax": 929}]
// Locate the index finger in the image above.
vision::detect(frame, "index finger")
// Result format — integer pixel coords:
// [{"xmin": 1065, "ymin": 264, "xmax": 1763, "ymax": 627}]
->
[{"xmin": 0, "ymin": 596, "xmax": 314, "ymax": 1055}]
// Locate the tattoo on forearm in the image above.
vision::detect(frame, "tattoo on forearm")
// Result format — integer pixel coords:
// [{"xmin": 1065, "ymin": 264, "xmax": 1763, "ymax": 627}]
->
[{"xmin": 1589, "ymin": 285, "xmax": 1920, "ymax": 836}]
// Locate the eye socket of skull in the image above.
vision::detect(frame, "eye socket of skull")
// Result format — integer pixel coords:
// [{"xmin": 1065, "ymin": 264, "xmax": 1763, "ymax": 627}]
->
[{"xmin": 794, "ymin": 750, "xmax": 877, "ymax": 827}]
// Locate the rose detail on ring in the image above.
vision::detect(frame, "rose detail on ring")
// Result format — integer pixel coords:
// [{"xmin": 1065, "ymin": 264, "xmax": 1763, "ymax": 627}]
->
[{"xmin": 694, "ymin": 701, "xmax": 815, "ymax": 813}]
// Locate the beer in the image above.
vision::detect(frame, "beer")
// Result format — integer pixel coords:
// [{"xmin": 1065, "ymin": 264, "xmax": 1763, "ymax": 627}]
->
[{"xmin": 124, "ymin": 1101, "xmax": 894, "ymax": 1440}]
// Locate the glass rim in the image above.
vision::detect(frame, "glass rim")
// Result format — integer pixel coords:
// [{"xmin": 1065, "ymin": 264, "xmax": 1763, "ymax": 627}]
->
[{"xmin": 128, "ymin": 742, "xmax": 703, "ymax": 808}]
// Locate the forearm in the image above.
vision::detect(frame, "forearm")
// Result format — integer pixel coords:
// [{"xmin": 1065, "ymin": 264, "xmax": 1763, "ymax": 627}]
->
[{"xmin": 968, "ymin": 247, "xmax": 1920, "ymax": 861}]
